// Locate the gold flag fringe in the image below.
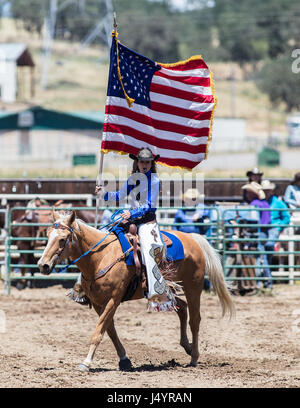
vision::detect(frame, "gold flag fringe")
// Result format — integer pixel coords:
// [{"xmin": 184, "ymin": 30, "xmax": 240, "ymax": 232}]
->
[
  {"xmin": 157, "ymin": 54, "xmax": 203, "ymax": 67},
  {"xmin": 103, "ymin": 45, "xmax": 217, "ymax": 168},
  {"xmin": 111, "ymin": 29, "xmax": 135, "ymax": 108},
  {"xmin": 205, "ymin": 70, "xmax": 217, "ymax": 160}
]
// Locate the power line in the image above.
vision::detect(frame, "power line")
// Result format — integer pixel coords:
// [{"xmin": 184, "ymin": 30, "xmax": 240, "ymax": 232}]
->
[
  {"xmin": 41, "ymin": 0, "xmax": 114, "ymax": 90},
  {"xmin": 79, "ymin": 0, "xmax": 113, "ymax": 50}
]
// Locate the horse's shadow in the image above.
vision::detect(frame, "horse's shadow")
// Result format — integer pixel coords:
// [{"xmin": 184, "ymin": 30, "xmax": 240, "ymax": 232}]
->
[{"xmin": 89, "ymin": 359, "xmax": 187, "ymax": 373}]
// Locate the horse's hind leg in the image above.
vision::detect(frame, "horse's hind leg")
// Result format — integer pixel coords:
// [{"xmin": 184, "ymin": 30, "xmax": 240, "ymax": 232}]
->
[
  {"xmin": 185, "ymin": 283, "xmax": 202, "ymax": 366},
  {"xmin": 175, "ymin": 296, "xmax": 192, "ymax": 356}
]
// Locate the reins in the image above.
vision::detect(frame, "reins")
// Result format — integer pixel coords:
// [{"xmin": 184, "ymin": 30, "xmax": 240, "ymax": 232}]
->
[{"xmin": 55, "ymin": 210, "xmax": 125, "ymax": 274}]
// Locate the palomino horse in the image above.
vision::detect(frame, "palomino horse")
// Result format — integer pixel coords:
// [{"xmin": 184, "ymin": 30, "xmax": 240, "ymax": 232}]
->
[
  {"xmin": 11, "ymin": 204, "xmax": 106, "ymax": 286},
  {"xmin": 38, "ymin": 210, "xmax": 235, "ymax": 371}
]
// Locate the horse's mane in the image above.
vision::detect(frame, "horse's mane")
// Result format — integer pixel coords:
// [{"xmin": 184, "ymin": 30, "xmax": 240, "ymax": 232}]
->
[{"xmin": 57, "ymin": 212, "xmax": 108, "ymax": 239}]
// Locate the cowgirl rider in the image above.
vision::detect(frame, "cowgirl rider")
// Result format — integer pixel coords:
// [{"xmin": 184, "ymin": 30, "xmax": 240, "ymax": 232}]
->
[{"xmin": 71, "ymin": 147, "xmax": 176, "ymax": 312}]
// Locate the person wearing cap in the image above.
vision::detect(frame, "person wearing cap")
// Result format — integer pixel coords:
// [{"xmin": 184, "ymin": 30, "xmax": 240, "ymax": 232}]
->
[
  {"xmin": 94, "ymin": 147, "xmax": 177, "ymax": 312},
  {"xmin": 246, "ymin": 168, "xmax": 263, "ymax": 184},
  {"xmin": 284, "ymin": 172, "xmax": 300, "ymax": 209},
  {"xmin": 261, "ymin": 180, "xmax": 291, "ymax": 285},
  {"xmin": 241, "ymin": 182, "xmax": 272, "ymax": 288},
  {"xmin": 173, "ymin": 188, "xmax": 212, "ymax": 291},
  {"xmin": 241, "ymin": 182, "xmax": 270, "ymax": 225},
  {"xmin": 25, "ymin": 196, "xmax": 49, "ymax": 220},
  {"xmin": 262, "ymin": 180, "xmax": 290, "ymax": 232},
  {"xmin": 173, "ymin": 188, "xmax": 210, "ymax": 235}
]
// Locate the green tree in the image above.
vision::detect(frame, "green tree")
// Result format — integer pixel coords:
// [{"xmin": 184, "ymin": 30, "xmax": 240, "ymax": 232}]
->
[
  {"xmin": 212, "ymin": 0, "xmax": 300, "ymax": 64},
  {"xmin": 213, "ymin": 0, "xmax": 268, "ymax": 65},
  {"xmin": 55, "ymin": 0, "xmax": 105, "ymax": 41},
  {"xmin": 257, "ymin": 55, "xmax": 300, "ymax": 112},
  {"xmin": 114, "ymin": 0, "xmax": 181, "ymax": 62},
  {"xmin": 11, "ymin": 0, "xmax": 48, "ymax": 34}
]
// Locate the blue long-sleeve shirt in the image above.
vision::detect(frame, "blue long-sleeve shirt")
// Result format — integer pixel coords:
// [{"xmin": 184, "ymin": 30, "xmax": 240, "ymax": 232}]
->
[
  {"xmin": 267, "ymin": 195, "xmax": 290, "ymax": 231},
  {"xmin": 173, "ymin": 205, "xmax": 210, "ymax": 234},
  {"xmin": 104, "ymin": 170, "xmax": 160, "ymax": 220},
  {"xmin": 284, "ymin": 184, "xmax": 300, "ymax": 208}
]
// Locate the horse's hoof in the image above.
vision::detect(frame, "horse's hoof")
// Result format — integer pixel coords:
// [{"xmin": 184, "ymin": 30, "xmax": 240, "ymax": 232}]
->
[
  {"xmin": 78, "ymin": 363, "xmax": 90, "ymax": 372},
  {"xmin": 119, "ymin": 357, "xmax": 132, "ymax": 371},
  {"xmin": 16, "ymin": 281, "xmax": 25, "ymax": 291}
]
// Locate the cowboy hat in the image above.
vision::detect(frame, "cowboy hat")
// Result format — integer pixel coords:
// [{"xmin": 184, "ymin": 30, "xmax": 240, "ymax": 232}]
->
[
  {"xmin": 182, "ymin": 188, "xmax": 205, "ymax": 201},
  {"xmin": 246, "ymin": 167, "xmax": 263, "ymax": 177},
  {"xmin": 241, "ymin": 182, "xmax": 266, "ymax": 200},
  {"xmin": 129, "ymin": 147, "xmax": 160, "ymax": 162},
  {"xmin": 291, "ymin": 172, "xmax": 300, "ymax": 185},
  {"xmin": 261, "ymin": 180, "xmax": 276, "ymax": 190}
]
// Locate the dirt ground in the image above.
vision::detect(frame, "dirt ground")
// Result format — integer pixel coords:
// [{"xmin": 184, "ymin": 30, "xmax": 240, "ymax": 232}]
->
[{"xmin": 0, "ymin": 281, "xmax": 300, "ymax": 389}]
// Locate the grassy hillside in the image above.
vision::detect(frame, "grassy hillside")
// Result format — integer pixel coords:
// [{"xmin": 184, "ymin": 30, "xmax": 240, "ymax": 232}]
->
[
  {"xmin": 0, "ymin": 18, "xmax": 294, "ymax": 179},
  {"xmin": 1, "ymin": 18, "xmax": 288, "ymax": 132}
]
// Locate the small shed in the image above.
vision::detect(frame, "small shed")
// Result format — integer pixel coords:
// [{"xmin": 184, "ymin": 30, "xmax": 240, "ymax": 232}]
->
[{"xmin": 0, "ymin": 43, "xmax": 35, "ymax": 103}]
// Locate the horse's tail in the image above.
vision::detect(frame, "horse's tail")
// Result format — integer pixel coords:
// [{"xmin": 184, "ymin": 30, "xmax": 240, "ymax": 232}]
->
[{"xmin": 191, "ymin": 233, "xmax": 235, "ymax": 319}]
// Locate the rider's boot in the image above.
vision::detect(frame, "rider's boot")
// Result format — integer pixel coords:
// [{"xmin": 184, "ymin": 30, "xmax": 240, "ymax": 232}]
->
[{"xmin": 68, "ymin": 276, "xmax": 91, "ymax": 307}]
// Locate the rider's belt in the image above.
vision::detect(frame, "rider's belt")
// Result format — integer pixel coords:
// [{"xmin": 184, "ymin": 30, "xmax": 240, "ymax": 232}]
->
[{"xmin": 133, "ymin": 211, "xmax": 156, "ymax": 226}]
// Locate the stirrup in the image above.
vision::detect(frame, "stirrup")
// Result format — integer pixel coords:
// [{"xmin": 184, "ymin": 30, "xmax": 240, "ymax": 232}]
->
[{"xmin": 67, "ymin": 287, "xmax": 91, "ymax": 308}]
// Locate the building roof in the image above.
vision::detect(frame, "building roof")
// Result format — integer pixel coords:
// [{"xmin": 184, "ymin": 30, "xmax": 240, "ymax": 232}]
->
[
  {"xmin": 0, "ymin": 43, "xmax": 34, "ymax": 66},
  {"xmin": 0, "ymin": 106, "xmax": 104, "ymax": 130}
]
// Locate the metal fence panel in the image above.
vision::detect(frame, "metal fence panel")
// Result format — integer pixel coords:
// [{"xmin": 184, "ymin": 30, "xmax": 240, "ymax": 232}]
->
[{"xmin": 2, "ymin": 204, "xmax": 300, "ymax": 294}]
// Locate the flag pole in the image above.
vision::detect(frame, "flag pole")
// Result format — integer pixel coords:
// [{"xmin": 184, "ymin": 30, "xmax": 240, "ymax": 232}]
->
[
  {"xmin": 95, "ymin": 14, "xmax": 117, "ymax": 227},
  {"xmin": 95, "ymin": 151, "xmax": 104, "ymax": 228}
]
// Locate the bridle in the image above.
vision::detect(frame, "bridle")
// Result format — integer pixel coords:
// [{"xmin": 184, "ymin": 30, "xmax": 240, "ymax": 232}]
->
[
  {"xmin": 51, "ymin": 222, "xmax": 74, "ymax": 264},
  {"xmin": 52, "ymin": 222, "xmax": 74, "ymax": 234},
  {"xmin": 48, "ymin": 212, "xmax": 125, "ymax": 274}
]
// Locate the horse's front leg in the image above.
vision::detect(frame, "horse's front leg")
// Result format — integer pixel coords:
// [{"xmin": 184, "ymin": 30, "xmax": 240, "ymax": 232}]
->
[
  {"xmin": 78, "ymin": 298, "xmax": 119, "ymax": 371},
  {"xmin": 106, "ymin": 318, "xmax": 132, "ymax": 371}
]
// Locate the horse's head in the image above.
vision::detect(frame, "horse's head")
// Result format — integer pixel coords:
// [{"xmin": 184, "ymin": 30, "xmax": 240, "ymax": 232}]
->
[{"xmin": 38, "ymin": 209, "xmax": 76, "ymax": 275}]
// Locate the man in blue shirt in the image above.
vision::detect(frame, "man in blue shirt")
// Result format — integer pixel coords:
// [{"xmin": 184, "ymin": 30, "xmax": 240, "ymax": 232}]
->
[
  {"xmin": 173, "ymin": 188, "xmax": 210, "ymax": 235},
  {"xmin": 173, "ymin": 188, "xmax": 212, "ymax": 291}
]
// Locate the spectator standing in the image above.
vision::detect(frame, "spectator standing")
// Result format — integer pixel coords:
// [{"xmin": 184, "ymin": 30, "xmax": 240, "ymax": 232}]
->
[
  {"xmin": 262, "ymin": 180, "xmax": 290, "ymax": 233},
  {"xmin": 246, "ymin": 168, "xmax": 264, "ymax": 184},
  {"xmin": 241, "ymin": 182, "xmax": 272, "ymax": 289},
  {"xmin": 173, "ymin": 188, "xmax": 211, "ymax": 290},
  {"xmin": 284, "ymin": 172, "xmax": 300, "ymax": 210},
  {"xmin": 261, "ymin": 180, "xmax": 291, "ymax": 280},
  {"xmin": 242, "ymin": 182, "xmax": 270, "ymax": 225}
]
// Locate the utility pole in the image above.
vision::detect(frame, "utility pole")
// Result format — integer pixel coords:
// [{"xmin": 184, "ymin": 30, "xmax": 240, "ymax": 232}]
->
[
  {"xmin": 41, "ymin": 0, "xmax": 85, "ymax": 90},
  {"xmin": 41, "ymin": 0, "xmax": 114, "ymax": 90},
  {"xmin": 41, "ymin": 0, "xmax": 57, "ymax": 90},
  {"xmin": 229, "ymin": 65, "xmax": 236, "ymax": 118},
  {"xmin": 79, "ymin": 0, "xmax": 114, "ymax": 50}
]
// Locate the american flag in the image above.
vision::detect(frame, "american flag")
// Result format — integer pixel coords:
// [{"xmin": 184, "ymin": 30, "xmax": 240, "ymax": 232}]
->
[{"xmin": 101, "ymin": 35, "xmax": 216, "ymax": 170}]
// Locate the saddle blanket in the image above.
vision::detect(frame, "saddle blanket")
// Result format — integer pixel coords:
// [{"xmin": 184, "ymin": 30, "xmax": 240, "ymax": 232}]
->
[{"xmin": 113, "ymin": 227, "xmax": 184, "ymax": 266}]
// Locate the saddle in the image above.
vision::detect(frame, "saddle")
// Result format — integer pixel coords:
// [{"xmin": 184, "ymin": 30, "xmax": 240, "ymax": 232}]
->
[
  {"xmin": 98, "ymin": 223, "xmax": 173, "ymax": 279},
  {"xmin": 90, "ymin": 221, "xmax": 174, "ymax": 302}
]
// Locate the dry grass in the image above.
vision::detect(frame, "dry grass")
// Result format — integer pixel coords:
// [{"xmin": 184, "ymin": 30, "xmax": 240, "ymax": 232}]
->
[
  {"xmin": 0, "ymin": 163, "xmax": 296, "ymax": 180},
  {"xmin": 1, "ymin": 18, "xmax": 288, "ymax": 131}
]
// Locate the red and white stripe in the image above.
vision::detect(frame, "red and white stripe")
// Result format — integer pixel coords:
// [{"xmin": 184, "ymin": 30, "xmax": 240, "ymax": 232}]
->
[{"xmin": 101, "ymin": 56, "xmax": 216, "ymax": 170}]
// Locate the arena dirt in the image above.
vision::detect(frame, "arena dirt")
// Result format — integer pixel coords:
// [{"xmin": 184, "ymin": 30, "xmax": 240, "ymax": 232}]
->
[{"xmin": 0, "ymin": 282, "xmax": 300, "ymax": 388}]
